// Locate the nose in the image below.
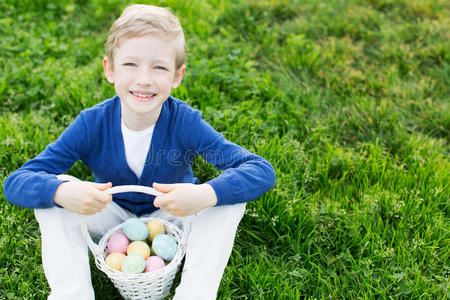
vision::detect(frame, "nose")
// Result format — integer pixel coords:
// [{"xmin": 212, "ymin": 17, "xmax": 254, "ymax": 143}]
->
[{"xmin": 137, "ymin": 68, "xmax": 153, "ymax": 86}]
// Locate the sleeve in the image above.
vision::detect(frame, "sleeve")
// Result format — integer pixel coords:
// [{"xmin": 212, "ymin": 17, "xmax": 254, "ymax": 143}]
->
[
  {"xmin": 3, "ymin": 113, "xmax": 90, "ymax": 209},
  {"xmin": 183, "ymin": 109, "xmax": 276, "ymax": 206}
]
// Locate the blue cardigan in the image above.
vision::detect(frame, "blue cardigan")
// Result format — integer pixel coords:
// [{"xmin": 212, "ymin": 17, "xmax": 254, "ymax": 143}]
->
[{"xmin": 4, "ymin": 96, "xmax": 276, "ymax": 216}]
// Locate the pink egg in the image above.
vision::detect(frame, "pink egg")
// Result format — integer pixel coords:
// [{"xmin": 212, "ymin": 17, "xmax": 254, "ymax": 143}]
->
[
  {"xmin": 107, "ymin": 232, "xmax": 130, "ymax": 255},
  {"xmin": 145, "ymin": 256, "xmax": 166, "ymax": 272}
]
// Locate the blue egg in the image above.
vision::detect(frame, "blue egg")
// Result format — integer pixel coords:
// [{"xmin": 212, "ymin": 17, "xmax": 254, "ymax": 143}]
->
[
  {"xmin": 122, "ymin": 218, "xmax": 148, "ymax": 241},
  {"xmin": 152, "ymin": 234, "xmax": 178, "ymax": 261}
]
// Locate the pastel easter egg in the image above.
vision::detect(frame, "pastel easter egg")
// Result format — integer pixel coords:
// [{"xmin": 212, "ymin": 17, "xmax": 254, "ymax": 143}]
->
[
  {"xmin": 105, "ymin": 253, "xmax": 126, "ymax": 271},
  {"xmin": 107, "ymin": 232, "xmax": 130, "ymax": 255},
  {"xmin": 122, "ymin": 218, "xmax": 148, "ymax": 241},
  {"xmin": 121, "ymin": 253, "xmax": 146, "ymax": 274},
  {"xmin": 152, "ymin": 234, "xmax": 178, "ymax": 261},
  {"xmin": 146, "ymin": 220, "xmax": 165, "ymax": 242},
  {"xmin": 127, "ymin": 241, "xmax": 151, "ymax": 260},
  {"xmin": 145, "ymin": 256, "xmax": 166, "ymax": 272}
]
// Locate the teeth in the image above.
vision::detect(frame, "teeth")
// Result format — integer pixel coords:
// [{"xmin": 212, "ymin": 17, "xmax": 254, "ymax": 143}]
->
[{"xmin": 132, "ymin": 91, "xmax": 155, "ymax": 98}]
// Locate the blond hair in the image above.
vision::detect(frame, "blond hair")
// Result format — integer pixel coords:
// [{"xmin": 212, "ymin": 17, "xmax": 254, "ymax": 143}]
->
[{"xmin": 106, "ymin": 4, "xmax": 186, "ymax": 69}]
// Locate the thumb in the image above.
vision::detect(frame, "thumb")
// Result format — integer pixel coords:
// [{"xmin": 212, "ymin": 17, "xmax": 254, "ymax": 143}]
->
[
  {"xmin": 87, "ymin": 181, "xmax": 112, "ymax": 191},
  {"xmin": 153, "ymin": 182, "xmax": 181, "ymax": 193}
]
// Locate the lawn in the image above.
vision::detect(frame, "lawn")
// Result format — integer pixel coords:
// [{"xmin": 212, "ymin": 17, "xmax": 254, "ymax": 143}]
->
[{"xmin": 0, "ymin": 0, "xmax": 449, "ymax": 299}]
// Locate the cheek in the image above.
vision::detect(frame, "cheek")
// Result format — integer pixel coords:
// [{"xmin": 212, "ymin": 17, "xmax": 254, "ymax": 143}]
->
[
  {"xmin": 157, "ymin": 74, "xmax": 176, "ymax": 88},
  {"xmin": 115, "ymin": 75, "xmax": 133, "ymax": 88}
]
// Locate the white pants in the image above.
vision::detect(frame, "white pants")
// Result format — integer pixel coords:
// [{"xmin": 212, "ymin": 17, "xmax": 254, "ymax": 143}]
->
[{"xmin": 34, "ymin": 175, "xmax": 246, "ymax": 300}]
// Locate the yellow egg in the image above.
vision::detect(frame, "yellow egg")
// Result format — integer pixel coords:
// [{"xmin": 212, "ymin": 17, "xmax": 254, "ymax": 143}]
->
[
  {"xmin": 147, "ymin": 220, "xmax": 165, "ymax": 241},
  {"xmin": 127, "ymin": 241, "xmax": 151, "ymax": 259},
  {"xmin": 105, "ymin": 253, "xmax": 126, "ymax": 271}
]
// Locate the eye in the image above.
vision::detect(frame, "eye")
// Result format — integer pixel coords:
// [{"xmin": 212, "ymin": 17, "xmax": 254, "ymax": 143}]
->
[
  {"xmin": 154, "ymin": 65, "xmax": 168, "ymax": 71},
  {"xmin": 123, "ymin": 62, "xmax": 136, "ymax": 67}
]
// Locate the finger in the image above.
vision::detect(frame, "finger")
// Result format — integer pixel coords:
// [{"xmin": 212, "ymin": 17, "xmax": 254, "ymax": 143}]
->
[
  {"xmin": 153, "ymin": 193, "xmax": 173, "ymax": 208},
  {"xmin": 153, "ymin": 182, "xmax": 183, "ymax": 193},
  {"xmin": 154, "ymin": 196, "xmax": 166, "ymax": 208},
  {"xmin": 163, "ymin": 206, "xmax": 185, "ymax": 217},
  {"xmin": 91, "ymin": 189, "xmax": 113, "ymax": 204},
  {"xmin": 87, "ymin": 193, "xmax": 108, "ymax": 208},
  {"xmin": 81, "ymin": 206, "xmax": 102, "ymax": 215},
  {"xmin": 78, "ymin": 198, "xmax": 104, "ymax": 215}
]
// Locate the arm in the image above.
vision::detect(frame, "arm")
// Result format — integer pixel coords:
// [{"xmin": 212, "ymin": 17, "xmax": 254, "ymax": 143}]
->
[
  {"xmin": 3, "ymin": 113, "xmax": 112, "ymax": 213},
  {"xmin": 194, "ymin": 117, "xmax": 276, "ymax": 206},
  {"xmin": 153, "ymin": 108, "xmax": 276, "ymax": 216}
]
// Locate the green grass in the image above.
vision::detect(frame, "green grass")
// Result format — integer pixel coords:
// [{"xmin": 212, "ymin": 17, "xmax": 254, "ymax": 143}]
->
[{"xmin": 1, "ymin": 0, "xmax": 449, "ymax": 299}]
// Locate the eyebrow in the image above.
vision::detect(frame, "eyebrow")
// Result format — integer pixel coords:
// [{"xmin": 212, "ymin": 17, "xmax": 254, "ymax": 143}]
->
[{"xmin": 119, "ymin": 56, "xmax": 172, "ymax": 66}]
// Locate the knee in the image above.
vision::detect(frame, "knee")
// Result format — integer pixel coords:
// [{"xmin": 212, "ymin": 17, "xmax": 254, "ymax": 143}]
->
[
  {"xmin": 234, "ymin": 202, "xmax": 246, "ymax": 215},
  {"xmin": 197, "ymin": 202, "xmax": 246, "ymax": 224},
  {"xmin": 34, "ymin": 206, "xmax": 59, "ymax": 223},
  {"xmin": 227, "ymin": 202, "xmax": 246, "ymax": 222},
  {"xmin": 34, "ymin": 206, "xmax": 81, "ymax": 229}
]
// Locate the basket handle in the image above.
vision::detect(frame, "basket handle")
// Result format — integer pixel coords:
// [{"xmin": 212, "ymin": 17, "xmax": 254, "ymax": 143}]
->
[
  {"xmin": 104, "ymin": 185, "xmax": 163, "ymax": 197},
  {"xmin": 81, "ymin": 184, "xmax": 165, "ymax": 256}
]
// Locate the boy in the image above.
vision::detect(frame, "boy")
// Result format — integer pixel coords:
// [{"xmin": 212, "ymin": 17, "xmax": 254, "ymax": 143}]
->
[{"xmin": 3, "ymin": 4, "xmax": 275, "ymax": 300}]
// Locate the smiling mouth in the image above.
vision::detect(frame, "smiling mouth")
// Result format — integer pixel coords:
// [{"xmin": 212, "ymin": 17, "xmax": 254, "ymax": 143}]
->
[{"xmin": 130, "ymin": 91, "xmax": 157, "ymax": 100}]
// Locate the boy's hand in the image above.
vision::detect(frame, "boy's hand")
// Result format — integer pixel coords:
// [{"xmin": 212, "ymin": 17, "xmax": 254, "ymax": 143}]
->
[
  {"xmin": 53, "ymin": 181, "xmax": 113, "ymax": 215},
  {"xmin": 152, "ymin": 183, "xmax": 218, "ymax": 217}
]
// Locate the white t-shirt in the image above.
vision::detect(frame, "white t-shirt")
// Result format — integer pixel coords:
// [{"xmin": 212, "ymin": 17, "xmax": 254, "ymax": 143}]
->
[{"xmin": 121, "ymin": 120, "xmax": 155, "ymax": 179}]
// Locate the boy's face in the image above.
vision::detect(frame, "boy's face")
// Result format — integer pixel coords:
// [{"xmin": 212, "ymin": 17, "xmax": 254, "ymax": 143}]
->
[{"xmin": 103, "ymin": 34, "xmax": 185, "ymax": 127}]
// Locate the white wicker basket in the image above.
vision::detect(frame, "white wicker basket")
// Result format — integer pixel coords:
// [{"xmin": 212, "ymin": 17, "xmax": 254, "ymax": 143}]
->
[{"xmin": 81, "ymin": 185, "xmax": 188, "ymax": 300}]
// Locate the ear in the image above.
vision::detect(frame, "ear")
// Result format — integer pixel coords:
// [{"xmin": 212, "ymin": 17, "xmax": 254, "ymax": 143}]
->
[
  {"xmin": 103, "ymin": 56, "xmax": 115, "ymax": 84},
  {"xmin": 171, "ymin": 64, "xmax": 186, "ymax": 89}
]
